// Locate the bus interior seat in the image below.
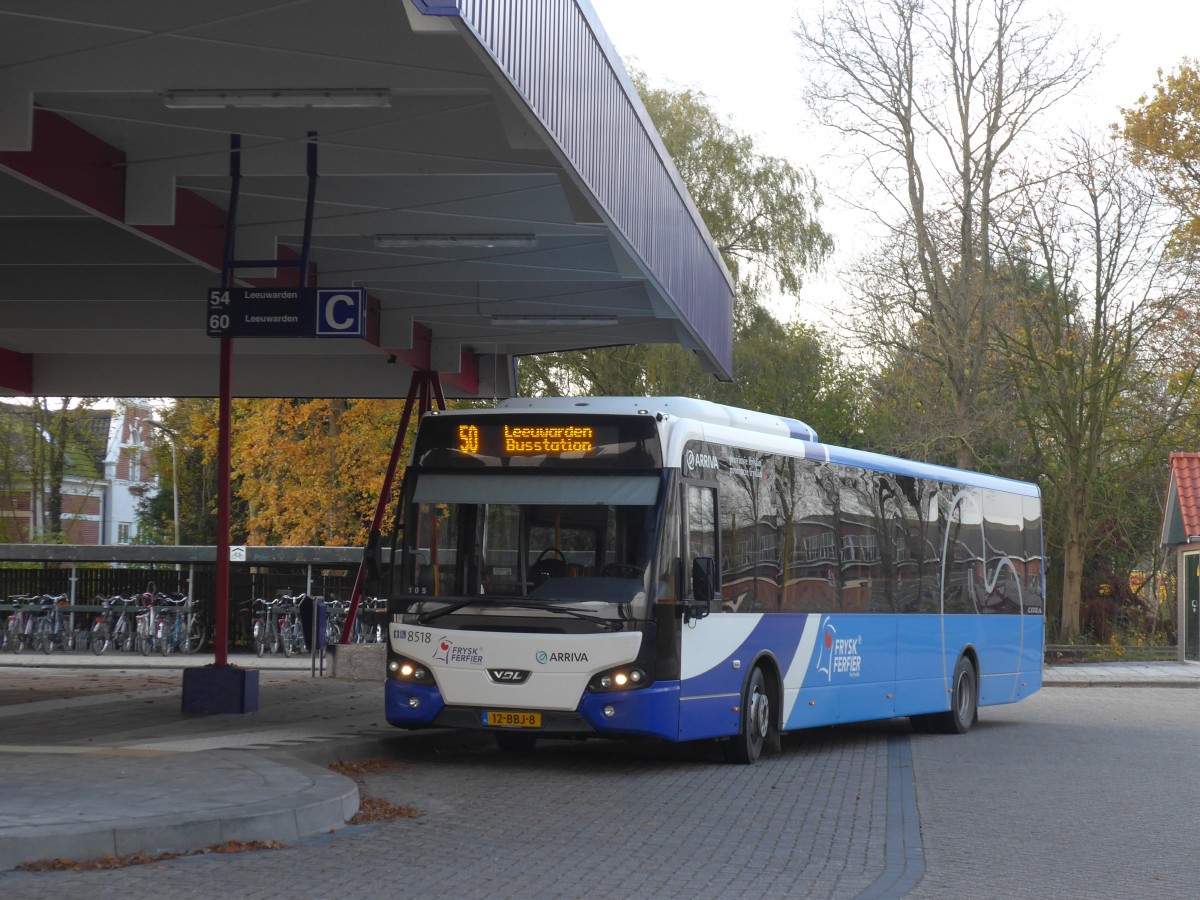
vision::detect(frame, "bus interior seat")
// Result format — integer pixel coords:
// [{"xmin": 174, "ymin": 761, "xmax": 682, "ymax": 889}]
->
[{"xmin": 529, "ymin": 556, "xmax": 569, "ymax": 587}]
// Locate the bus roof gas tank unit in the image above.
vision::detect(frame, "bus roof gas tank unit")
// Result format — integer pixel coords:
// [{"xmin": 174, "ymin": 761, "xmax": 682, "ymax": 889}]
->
[{"xmin": 383, "ymin": 397, "xmax": 1043, "ymax": 763}]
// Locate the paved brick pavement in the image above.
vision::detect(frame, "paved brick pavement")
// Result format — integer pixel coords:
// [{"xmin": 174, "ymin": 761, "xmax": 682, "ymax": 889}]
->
[
  {"xmin": 1, "ymin": 659, "xmax": 1198, "ymax": 898},
  {"xmin": 908, "ymin": 688, "xmax": 1200, "ymax": 899}
]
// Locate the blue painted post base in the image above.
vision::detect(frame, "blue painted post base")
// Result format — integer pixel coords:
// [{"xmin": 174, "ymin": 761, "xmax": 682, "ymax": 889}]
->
[{"xmin": 182, "ymin": 664, "xmax": 260, "ymax": 715}]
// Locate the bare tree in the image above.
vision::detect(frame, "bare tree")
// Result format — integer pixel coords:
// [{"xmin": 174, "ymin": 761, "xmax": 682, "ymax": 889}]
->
[
  {"xmin": 993, "ymin": 135, "xmax": 1200, "ymax": 639},
  {"xmin": 798, "ymin": 0, "xmax": 1099, "ymax": 468}
]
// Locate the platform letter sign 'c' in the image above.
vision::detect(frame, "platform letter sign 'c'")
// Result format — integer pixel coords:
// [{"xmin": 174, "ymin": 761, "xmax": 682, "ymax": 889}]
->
[{"xmin": 315, "ymin": 289, "xmax": 366, "ymax": 337}]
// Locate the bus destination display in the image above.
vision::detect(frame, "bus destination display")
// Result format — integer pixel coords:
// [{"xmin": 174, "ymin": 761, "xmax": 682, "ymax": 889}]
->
[
  {"xmin": 458, "ymin": 424, "xmax": 595, "ymax": 456},
  {"xmin": 414, "ymin": 415, "xmax": 662, "ymax": 469}
]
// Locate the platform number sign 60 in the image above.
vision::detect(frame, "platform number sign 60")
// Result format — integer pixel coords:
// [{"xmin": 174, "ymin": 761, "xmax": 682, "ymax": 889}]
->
[{"xmin": 208, "ymin": 289, "xmax": 231, "ymax": 335}]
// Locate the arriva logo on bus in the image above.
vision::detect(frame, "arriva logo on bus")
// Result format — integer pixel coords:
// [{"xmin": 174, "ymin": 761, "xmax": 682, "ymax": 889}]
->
[
  {"xmin": 535, "ymin": 650, "xmax": 589, "ymax": 664},
  {"xmin": 816, "ymin": 617, "xmax": 863, "ymax": 681},
  {"xmin": 685, "ymin": 448, "xmax": 720, "ymax": 472}
]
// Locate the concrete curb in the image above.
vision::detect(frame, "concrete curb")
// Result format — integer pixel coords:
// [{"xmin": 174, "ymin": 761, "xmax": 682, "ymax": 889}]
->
[
  {"xmin": 1044, "ymin": 679, "xmax": 1200, "ymax": 689},
  {"xmin": 0, "ymin": 752, "xmax": 358, "ymax": 872}
]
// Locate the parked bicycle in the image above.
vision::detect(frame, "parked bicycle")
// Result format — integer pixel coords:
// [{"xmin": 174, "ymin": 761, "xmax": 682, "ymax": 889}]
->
[
  {"xmin": 30, "ymin": 595, "xmax": 71, "ymax": 653},
  {"xmin": 89, "ymin": 594, "xmax": 139, "ymax": 655},
  {"xmin": 153, "ymin": 593, "xmax": 205, "ymax": 655},
  {"xmin": 4, "ymin": 595, "xmax": 37, "ymax": 653},
  {"xmin": 134, "ymin": 593, "xmax": 158, "ymax": 655},
  {"xmin": 252, "ymin": 597, "xmax": 282, "ymax": 656},
  {"xmin": 323, "ymin": 596, "xmax": 387, "ymax": 645}
]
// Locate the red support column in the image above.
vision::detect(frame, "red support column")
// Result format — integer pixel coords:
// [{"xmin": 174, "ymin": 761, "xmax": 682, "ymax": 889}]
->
[
  {"xmin": 214, "ymin": 336, "xmax": 233, "ymax": 667},
  {"xmin": 339, "ymin": 370, "xmax": 444, "ymax": 643}
]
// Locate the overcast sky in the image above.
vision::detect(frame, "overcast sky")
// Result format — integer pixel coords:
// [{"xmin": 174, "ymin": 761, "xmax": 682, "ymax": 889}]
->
[{"xmin": 587, "ymin": 0, "xmax": 1197, "ymax": 323}]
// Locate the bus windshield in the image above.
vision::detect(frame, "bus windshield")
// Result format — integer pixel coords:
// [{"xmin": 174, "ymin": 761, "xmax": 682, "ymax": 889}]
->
[{"xmin": 397, "ymin": 472, "xmax": 661, "ymax": 620}]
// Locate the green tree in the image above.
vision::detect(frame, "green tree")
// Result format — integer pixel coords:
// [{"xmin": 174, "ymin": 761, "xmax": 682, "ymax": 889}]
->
[
  {"xmin": 992, "ymin": 136, "xmax": 1200, "ymax": 639},
  {"xmin": 136, "ymin": 398, "xmax": 221, "ymax": 546},
  {"xmin": 637, "ymin": 78, "xmax": 833, "ymax": 299},
  {"xmin": 520, "ymin": 73, "xmax": 837, "ymax": 408},
  {"xmin": 0, "ymin": 398, "xmax": 104, "ymax": 542}
]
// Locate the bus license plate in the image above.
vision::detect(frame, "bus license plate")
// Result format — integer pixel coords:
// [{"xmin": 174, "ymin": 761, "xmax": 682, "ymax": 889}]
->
[{"xmin": 484, "ymin": 711, "xmax": 541, "ymax": 728}]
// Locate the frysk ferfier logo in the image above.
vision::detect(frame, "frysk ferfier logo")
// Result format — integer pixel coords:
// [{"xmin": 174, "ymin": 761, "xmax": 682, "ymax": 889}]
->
[{"xmin": 815, "ymin": 617, "xmax": 863, "ymax": 681}]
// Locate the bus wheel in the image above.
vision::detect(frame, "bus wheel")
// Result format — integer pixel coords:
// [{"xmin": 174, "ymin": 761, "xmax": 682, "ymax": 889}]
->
[
  {"xmin": 916, "ymin": 655, "xmax": 977, "ymax": 735},
  {"xmin": 494, "ymin": 731, "xmax": 538, "ymax": 754},
  {"xmin": 723, "ymin": 667, "xmax": 771, "ymax": 764}
]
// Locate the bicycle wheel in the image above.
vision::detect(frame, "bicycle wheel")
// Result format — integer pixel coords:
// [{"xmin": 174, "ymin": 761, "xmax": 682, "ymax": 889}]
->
[
  {"xmin": 113, "ymin": 618, "xmax": 131, "ymax": 652},
  {"xmin": 281, "ymin": 623, "xmax": 294, "ymax": 658},
  {"xmin": 183, "ymin": 618, "xmax": 206, "ymax": 654},
  {"xmin": 91, "ymin": 622, "xmax": 110, "ymax": 655},
  {"xmin": 5, "ymin": 617, "xmax": 20, "ymax": 653},
  {"xmin": 35, "ymin": 619, "xmax": 52, "ymax": 654}
]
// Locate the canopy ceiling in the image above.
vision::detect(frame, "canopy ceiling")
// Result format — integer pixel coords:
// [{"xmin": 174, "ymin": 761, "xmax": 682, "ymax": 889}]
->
[{"xmin": 0, "ymin": 0, "xmax": 734, "ymax": 399}]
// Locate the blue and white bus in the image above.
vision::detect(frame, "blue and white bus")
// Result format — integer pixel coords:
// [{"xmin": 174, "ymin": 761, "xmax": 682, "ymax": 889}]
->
[{"xmin": 385, "ymin": 397, "xmax": 1044, "ymax": 762}]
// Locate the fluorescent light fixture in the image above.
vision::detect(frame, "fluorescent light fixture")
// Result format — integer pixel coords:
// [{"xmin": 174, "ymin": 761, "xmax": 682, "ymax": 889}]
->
[
  {"xmin": 163, "ymin": 89, "xmax": 392, "ymax": 109},
  {"xmin": 490, "ymin": 315, "xmax": 618, "ymax": 327},
  {"xmin": 375, "ymin": 234, "xmax": 537, "ymax": 249}
]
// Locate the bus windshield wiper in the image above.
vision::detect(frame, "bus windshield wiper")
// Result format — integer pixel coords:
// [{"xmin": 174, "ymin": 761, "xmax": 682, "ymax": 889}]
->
[
  {"xmin": 415, "ymin": 596, "xmax": 504, "ymax": 624},
  {"xmin": 487, "ymin": 599, "xmax": 620, "ymax": 630},
  {"xmin": 416, "ymin": 596, "xmax": 618, "ymax": 629}
]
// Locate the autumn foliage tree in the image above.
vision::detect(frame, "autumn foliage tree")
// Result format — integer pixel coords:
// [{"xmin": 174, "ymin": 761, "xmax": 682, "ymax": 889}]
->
[
  {"xmin": 1123, "ymin": 59, "xmax": 1200, "ymax": 255},
  {"xmin": 232, "ymin": 398, "xmax": 409, "ymax": 546},
  {"xmin": 139, "ymin": 397, "xmax": 413, "ymax": 547}
]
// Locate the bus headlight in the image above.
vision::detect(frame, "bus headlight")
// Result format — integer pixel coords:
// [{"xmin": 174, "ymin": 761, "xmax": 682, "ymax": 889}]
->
[
  {"xmin": 388, "ymin": 656, "xmax": 432, "ymax": 684},
  {"xmin": 587, "ymin": 666, "xmax": 649, "ymax": 693}
]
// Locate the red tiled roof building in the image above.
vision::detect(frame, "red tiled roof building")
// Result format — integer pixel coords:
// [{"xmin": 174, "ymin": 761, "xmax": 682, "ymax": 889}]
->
[{"xmin": 1161, "ymin": 452, "xmax": 1200, "ymax": 660}]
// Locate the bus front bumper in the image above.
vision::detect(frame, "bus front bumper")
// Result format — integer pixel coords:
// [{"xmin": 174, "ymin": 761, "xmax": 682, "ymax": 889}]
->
[{"xmin": 386, "ymin": 679, "xmax": 682, "ymax": 741}]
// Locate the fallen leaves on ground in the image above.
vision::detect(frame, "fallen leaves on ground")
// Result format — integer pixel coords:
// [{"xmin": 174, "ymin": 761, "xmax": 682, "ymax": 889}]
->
[
  {"xmin": 330, "ymin": 757, "xmax": 422, "ymax": 824},
  {"xmin": 348, "ymin": 797, "xmax": 422, "ymax": 824},
  {"xmin": 328, "ymin": 757, "xmax": 408, "ymax": 777},
  {"xmin": 15, "ymin": 840, "xmax": 289, "ymax": 872}
]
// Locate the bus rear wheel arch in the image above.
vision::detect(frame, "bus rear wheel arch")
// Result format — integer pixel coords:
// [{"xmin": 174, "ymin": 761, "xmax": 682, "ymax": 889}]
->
[{"xmin": 911, "ymin": 652, "xmax": 978, "ymax": 735}]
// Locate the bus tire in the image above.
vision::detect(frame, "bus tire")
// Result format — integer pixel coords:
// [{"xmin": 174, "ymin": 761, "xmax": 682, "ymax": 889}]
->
[
  {"xmin": 723, "ymin": 667, "xmax": 771, "ymax": 764},
  {"xmin": 917, "ymin": 654, "xmax": 977, "ymax": 735}
]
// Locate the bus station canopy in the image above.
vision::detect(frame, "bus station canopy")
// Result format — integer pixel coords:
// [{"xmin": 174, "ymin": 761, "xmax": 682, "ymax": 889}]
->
[{"xmin": 0, "ymin": 0, "xmax": 735, "ymax": 400}]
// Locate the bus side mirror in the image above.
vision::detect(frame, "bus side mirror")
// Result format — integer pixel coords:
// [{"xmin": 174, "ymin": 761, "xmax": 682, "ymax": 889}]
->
[{"xmin": 688, "ymin": 556, "xmax": 716, "ymax": 622}]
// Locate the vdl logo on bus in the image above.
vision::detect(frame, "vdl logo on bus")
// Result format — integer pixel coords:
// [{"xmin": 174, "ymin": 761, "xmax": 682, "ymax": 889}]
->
[{"xmin": 487, "ymin": 669, "xmax": 530, "ymax": 684}]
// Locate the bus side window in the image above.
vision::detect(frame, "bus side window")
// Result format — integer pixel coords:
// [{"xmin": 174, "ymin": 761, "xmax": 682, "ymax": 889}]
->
[{"xmin": 686, "ymin": 485, "xmax": 718, "ymax": 606}]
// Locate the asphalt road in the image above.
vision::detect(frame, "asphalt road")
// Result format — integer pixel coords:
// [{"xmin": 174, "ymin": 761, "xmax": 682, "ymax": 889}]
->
[{"xmin": 2, "ymin": 686, "xmax": 1198, "ymax": 899}]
